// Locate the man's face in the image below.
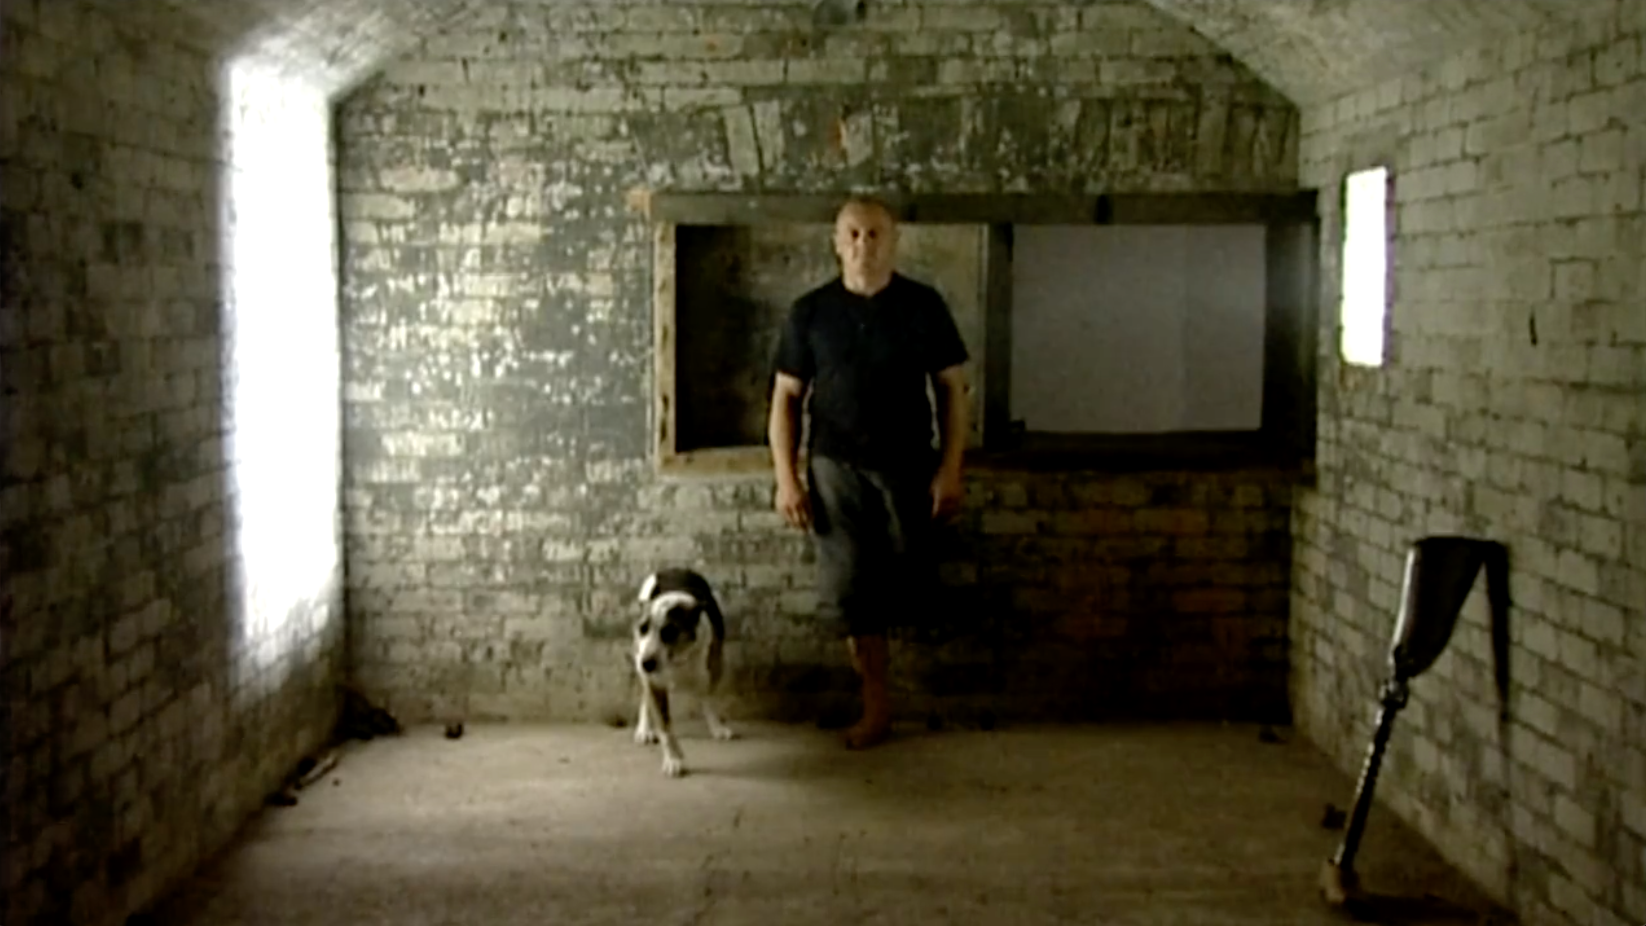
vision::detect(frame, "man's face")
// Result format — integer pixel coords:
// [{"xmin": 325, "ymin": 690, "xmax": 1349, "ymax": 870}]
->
[{"xmin": 833, "ymin": 202, "xmax": 897, "ymax": 284}]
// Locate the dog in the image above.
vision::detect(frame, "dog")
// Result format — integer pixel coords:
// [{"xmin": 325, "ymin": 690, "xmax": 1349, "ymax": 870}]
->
[{"xmin": 632, "ymin": 568, "xmax": 734, "ymax": 776}]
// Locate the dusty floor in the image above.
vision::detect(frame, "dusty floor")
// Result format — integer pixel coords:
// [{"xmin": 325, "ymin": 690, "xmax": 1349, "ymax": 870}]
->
[{"xmin": 152, "ymin": 720, "xmax": 1507, "ymax": 925}]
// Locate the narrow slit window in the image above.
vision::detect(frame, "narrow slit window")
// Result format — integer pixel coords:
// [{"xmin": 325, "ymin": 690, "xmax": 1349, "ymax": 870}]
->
[{"xmin": 1340, "ymin": 167, "xmax": 1388, "ymax": 367}]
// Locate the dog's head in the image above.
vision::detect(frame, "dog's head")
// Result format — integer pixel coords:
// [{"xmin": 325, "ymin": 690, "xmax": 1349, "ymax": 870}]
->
[{"xmin": 633, "ymin": 590, "xmax": 708, "ymax": 678}]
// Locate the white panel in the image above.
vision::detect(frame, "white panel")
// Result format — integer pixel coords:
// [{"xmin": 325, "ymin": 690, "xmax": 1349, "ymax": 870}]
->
[
  {"xmin": 1009, "ymin": 224, "xmax": 1267, "ymax": 434},
  {"xmin": 1182, "ymin": 225, "xmax": 1268, "ymax": 430}
]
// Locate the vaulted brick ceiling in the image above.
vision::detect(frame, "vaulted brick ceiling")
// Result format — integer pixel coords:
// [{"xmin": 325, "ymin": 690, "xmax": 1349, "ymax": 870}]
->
[
  {"xmin": 1141, "ymin": 0, "xmax": 1587, "ymax": 104},
  {"xmin": 161, "ymin": 0, "xmax": 1587, "ymax": 104},
  {"xmin": 159, "ymin": 0, "xmax": 480, "ymax": 91}
]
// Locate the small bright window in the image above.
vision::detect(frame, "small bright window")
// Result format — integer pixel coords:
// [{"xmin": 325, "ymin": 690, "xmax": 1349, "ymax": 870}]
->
[{"xmin": 1340, "ymin": 166, "xmax": 1389, "ymax": 367}]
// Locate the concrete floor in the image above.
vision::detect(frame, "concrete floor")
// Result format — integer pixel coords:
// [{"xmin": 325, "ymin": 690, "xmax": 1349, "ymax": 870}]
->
[{"xmin": 152, "ymin": 720, "xmax": 1507, "ymax": 925}]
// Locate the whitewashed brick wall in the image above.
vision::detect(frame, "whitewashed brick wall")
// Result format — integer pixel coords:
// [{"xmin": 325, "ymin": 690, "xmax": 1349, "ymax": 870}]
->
[
  {"xmin": 5, "ymin": 1, "xmax": 1632, "ymax": 922},
  {"xmin": 331, "ymin": 0, "xmax": 1304, "ymax": 727},
  {"xmin": 1, "ymin": 3, "xmax": 345, "ymax": 924},
  {"xmin": 1292, "ymin": 3, "xmax": 1645, "ymax": 924}
]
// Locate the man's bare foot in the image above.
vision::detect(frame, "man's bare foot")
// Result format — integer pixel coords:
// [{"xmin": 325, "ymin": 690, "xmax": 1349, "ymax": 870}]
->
[
  {"xmin": 844, "ymin": 634, "xmax": 891, "ymax": 749},
  {"xmin": 844, "ymin": 713, "xmax": 891, "ymax": 750}
]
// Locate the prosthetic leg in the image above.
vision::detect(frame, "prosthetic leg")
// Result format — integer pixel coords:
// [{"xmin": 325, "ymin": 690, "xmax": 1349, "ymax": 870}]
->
[{"xmin": 1320, "ymin": 536, "xmax": 1509, "ymax": 907}]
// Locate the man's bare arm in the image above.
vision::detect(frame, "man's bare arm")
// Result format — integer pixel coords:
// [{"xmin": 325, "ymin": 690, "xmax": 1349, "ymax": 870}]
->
[
  {"xmin": 933, "ymin": 364, "xmax": 969, "ymax": 475},
  {"xmin": 768, "ymin": 372, "xmax": 808, "ymax": 487}
]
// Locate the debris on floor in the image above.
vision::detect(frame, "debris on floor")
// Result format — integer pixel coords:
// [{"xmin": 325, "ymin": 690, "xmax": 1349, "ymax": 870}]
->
[
  {"xmin": 294, "ymin": 750, "xmax": 341, "ymax": 788},
  {"xmin": 1321, "ymin": 803, "xmax": 1347, "ymax": 830},
  {"xmin": 267, "ymin": 748, "xmax": 343, "ymax": 808},
  {"xmin": 334, "ymin": 684, "xmax": 402, "ymax": 742},
  {"xmin": 266, "ymin": 686, "xmax": 398, "ymax": 810},
  {"xmin": 444, "ymin": 722, "xmax": 465, "ymax": 739}
]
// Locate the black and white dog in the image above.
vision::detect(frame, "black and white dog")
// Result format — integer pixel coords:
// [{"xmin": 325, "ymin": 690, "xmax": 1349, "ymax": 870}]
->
[{"xmin": 632, "ymin": 568, "xmax": 734, "ymax": 776}]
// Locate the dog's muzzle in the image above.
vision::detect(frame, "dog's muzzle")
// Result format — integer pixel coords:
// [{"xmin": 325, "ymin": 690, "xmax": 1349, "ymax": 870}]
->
[{"xmin": 641, "ymin": 657, "xmax": 659, "ymax": 674}]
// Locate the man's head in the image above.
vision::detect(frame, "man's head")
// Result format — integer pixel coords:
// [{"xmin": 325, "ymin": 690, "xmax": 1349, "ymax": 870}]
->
[{"xmin": 833, "ymin": 196, "xmax": 898, "ymax": 295}]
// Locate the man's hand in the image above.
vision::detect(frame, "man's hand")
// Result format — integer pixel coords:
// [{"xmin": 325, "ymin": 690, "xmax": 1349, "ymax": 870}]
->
[
  {"xmin": 930, "ymin": 463, "xmax": 963, "ymax": 521},
  {"xmin": 776, "ymin": 477, "xmax": 812, "ymax": 530}
]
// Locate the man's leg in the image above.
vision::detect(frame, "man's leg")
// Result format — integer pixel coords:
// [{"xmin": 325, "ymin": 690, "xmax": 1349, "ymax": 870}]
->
[
  {"xmin": 844, "ymin": 631, "xmax": 891, "ymax": 749},
  {"xmin": 842, "ymin": 465, "xmax": 933, "ymax": 750},
  {"xmin": 842, "ymin": 464, "xmax": 940, "ymax": 748},
  {"xmin": 808, "ymin": 456, "xmax": 895, "ymax": 748}
]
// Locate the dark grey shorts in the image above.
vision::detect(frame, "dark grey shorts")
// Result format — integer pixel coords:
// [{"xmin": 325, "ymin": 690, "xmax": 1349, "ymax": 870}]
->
[{"xmin": 807, "ymin": 454, "xmax": 937, "ymax": 639}]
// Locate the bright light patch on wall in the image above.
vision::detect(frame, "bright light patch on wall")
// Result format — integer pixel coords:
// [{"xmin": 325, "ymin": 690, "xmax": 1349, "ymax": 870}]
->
[
  {"xmin": 1340, "ymin": 166, "xmax": 1389, "ymax": 367},
  {"xmin": 220, "ymin": 57, "xmax": 342, "ymax": 694}
]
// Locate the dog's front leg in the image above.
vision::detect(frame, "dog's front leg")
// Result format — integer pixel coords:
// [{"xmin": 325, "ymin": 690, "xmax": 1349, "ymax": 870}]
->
[
  {"xmin": 634, "ymin": 674, "xmax": 659, "ymax": 745},
  {"xmin": 645, "ymin": 683, "xmax": 685, "ymax": 777}
]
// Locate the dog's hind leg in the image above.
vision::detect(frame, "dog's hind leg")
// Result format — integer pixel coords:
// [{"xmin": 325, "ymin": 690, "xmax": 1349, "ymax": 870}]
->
[
  {"xmin": 647, "ymin": 683, "xmax": 685, "ymax": 777},
  {"xmin": 702, "ymin": 639, "xmax": 735, "ymax": 741},
  {"xmin": 703, "ymin": 700, "xmax": 735, "ymax": 741}
]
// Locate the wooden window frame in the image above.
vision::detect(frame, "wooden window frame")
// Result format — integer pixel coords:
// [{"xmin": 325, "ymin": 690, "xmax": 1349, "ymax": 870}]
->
[{"xmin": 646, "ymin": 191, "xmax": 1320, "ymax": 478}]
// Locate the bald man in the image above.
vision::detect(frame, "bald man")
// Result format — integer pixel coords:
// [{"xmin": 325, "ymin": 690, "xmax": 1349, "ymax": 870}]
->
[{"xmin": 768, "ymin": 196, "xmax": 970, "ymax": 750}]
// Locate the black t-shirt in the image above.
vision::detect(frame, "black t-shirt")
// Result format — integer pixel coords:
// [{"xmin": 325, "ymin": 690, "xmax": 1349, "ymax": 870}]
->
[{"xmin": 772, "ymin": 272, "xmax": 969, "ymax": 476}]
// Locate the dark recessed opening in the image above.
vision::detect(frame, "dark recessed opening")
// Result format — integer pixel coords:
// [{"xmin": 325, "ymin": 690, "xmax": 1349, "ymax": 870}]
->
[{"xmin": 671, "ymin": 221, "xmax": 987, "ymax": 455}]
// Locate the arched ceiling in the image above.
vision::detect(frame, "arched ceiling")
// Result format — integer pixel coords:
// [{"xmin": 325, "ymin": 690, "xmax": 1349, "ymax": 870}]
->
[
  {"xmin": 159, "ymin": 0, "xmax": 480, "ymax": 91},
  {"xmin": 159, "ymin": 0, "xmax": 1590, "ymax": 104},
  {"xmin": 1141, "ymin": 0, "xmax": 1589, "ymax": 105}
]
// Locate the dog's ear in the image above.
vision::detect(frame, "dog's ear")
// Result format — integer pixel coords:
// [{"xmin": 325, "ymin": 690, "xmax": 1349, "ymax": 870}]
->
[
  {"xmin": 659, "ymin": 604, "xmax": 703, "ymax": 643},
  {"xmin": 664, "ymin": 603, "xmax": 703, "ymax": 628},
  {"xmin": 701, "ymin": 595, "xmax": 726, "ymax": 642}
]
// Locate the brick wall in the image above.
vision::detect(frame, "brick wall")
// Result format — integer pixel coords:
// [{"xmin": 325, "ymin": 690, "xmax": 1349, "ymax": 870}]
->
[
  {"xmin": 1291, "ymin": 4, "xmax": 1645, "ymax": 925},
  {"xmin": 336, "ymin": 1, "xmax": 1306, "ymax": 727},
  {"xmin": 1, "ymin": 3, "xmax": 345, "ymax": 924}
]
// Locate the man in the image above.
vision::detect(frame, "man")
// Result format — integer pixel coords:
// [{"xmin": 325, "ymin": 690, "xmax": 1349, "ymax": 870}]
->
[{"xmin": 767, "ymin": 196, "xmax": 970, "ymax": 750}]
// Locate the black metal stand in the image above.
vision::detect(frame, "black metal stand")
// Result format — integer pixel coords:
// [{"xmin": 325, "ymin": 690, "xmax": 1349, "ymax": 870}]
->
[
  {"xmin": 1319, "ymin": 536, "xmax": 1509, "ymax": 908},
  {"xmin": 1320, "ymin": 676, "xmax": 1406, "ymax": 903}
]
